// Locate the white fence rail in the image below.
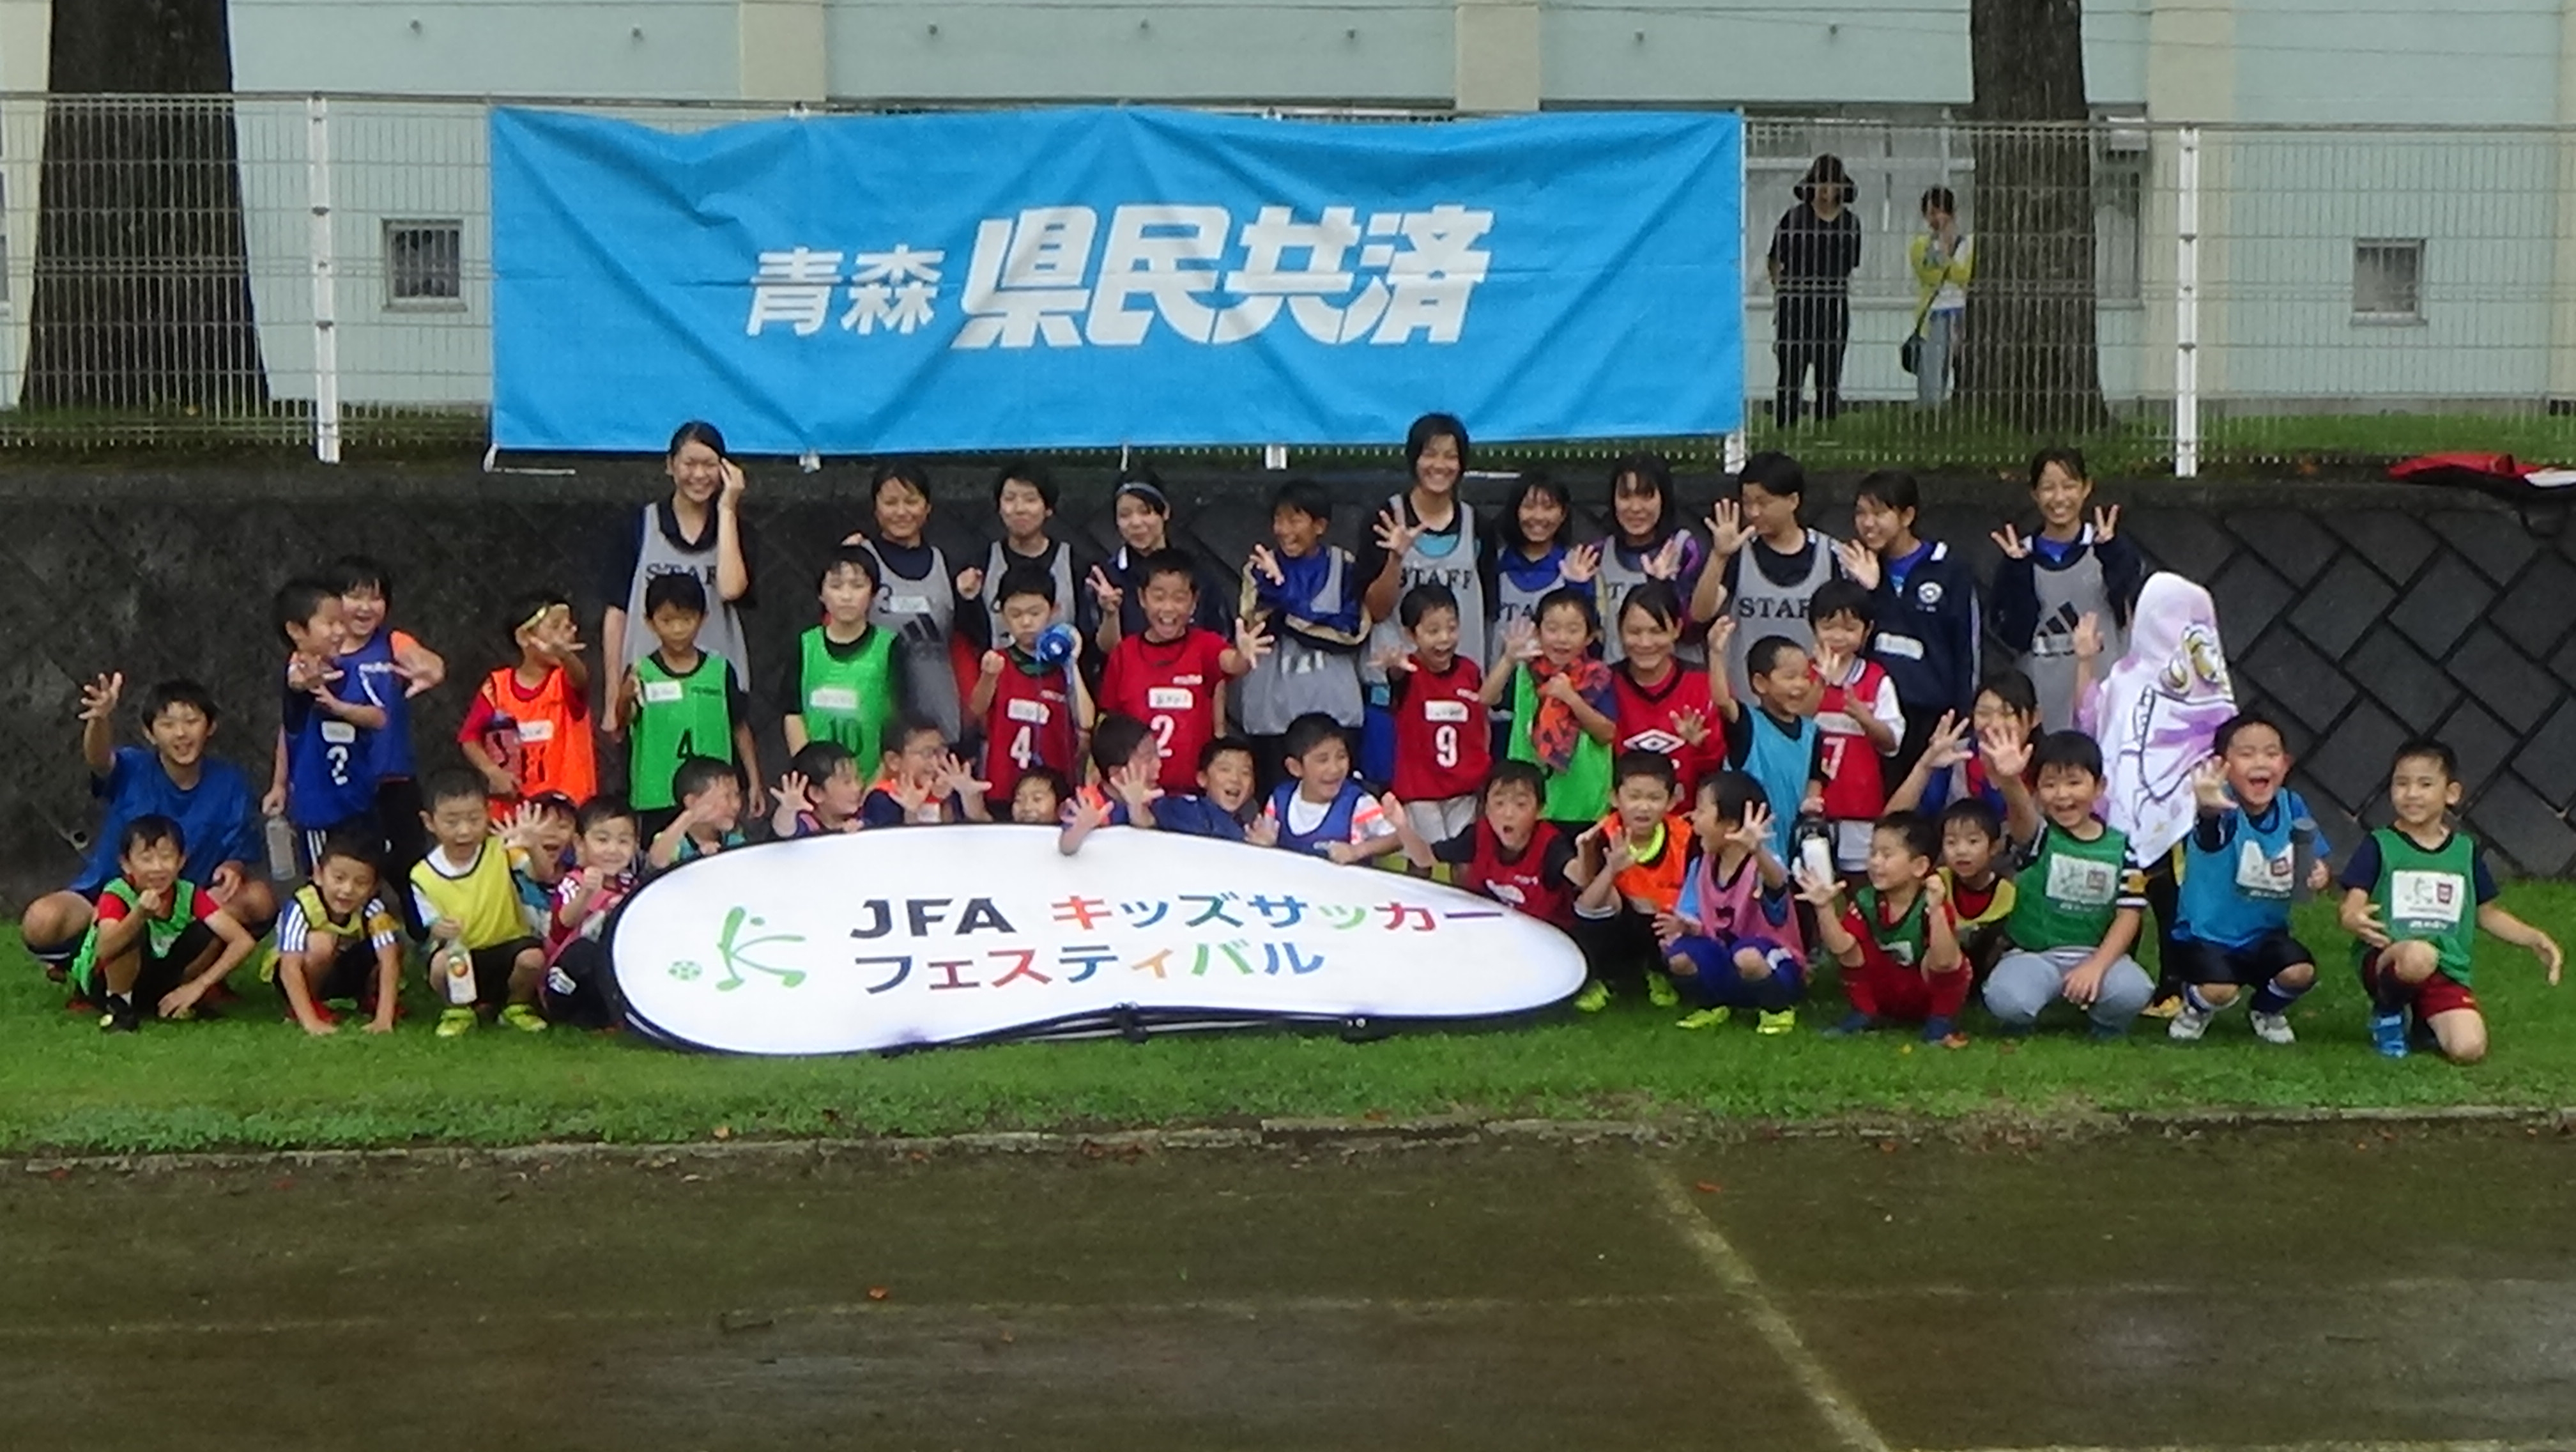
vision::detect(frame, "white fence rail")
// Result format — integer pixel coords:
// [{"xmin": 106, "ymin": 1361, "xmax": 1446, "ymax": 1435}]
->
[{"xmin": 4, "ymin": 95, "xmax": 2576, "ymax": 475}]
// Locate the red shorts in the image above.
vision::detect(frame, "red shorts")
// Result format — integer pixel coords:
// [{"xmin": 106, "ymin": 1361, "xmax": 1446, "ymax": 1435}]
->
[
  {"xmin": 2358, "ymin": 949, "xmax": 2480, "ymax": 1019},
  {"xmin": 1844, "ymin": 954, "xmax": 1971, "ymax": 1024}
]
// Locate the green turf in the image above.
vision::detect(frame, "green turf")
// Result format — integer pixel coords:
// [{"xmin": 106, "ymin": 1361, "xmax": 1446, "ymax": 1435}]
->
[{"xmin": 6, "ymin": 887, "xmax": 2573, "ymax": 1155}]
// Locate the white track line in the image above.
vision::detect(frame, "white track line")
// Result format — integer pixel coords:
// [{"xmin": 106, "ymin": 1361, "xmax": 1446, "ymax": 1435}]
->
[{"xmin": 1642, "ymin": 1164, "xmax": 1894, "ymax": 1452}]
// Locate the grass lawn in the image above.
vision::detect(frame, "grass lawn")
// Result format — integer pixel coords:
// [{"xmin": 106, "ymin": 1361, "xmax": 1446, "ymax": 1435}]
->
[{"xmin": 6, "ymin": 887, "xmax": 2574, "ymax": 1157}]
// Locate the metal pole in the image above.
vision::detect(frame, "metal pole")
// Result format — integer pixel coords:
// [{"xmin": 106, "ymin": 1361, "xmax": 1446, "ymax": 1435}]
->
[
  {"xmin": 305, "ymin": 95, "xmax": 342, "ymax": 465},
  {"xmin": 1728, "ymin": 106, "xmax": 1751, "ymax": 470},
  {"xmin": 2173, "ymin": 125, "xmax": 2200, "ymax": 480}
]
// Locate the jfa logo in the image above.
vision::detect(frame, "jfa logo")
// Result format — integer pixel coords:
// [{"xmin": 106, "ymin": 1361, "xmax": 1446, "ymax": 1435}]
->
[{"xmin": 746, "ymin": 204, "xmax": 1496, "ymax": 350}]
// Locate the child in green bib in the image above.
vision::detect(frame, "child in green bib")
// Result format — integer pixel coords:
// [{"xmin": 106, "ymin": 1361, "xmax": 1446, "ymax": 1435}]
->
[
  {"xmin": 620, "ymin": 572, "xmax": 762, "ymax": 831},
  {"xmin": 783, "ymin": 545, "xmax": 907, "ymax": 772},
  {"xmin": 2338, "ymin": 738, "xmax": 2561, "ymax": 1063},
  {"xmin": 1982, "ymin": 729, "xmax": 2154, "ymax": 1037}
]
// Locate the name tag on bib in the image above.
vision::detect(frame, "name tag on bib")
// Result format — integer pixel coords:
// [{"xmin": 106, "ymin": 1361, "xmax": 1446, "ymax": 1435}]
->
[
  {"xmin": 321, "ymin": 721, "xmax": 357, "ymax": 745},
  {"xmin": 1424, "ymin": 700, "xmax": 1473, "ymax": 723},
  {"xmin": 517, "ymin": 718, "xmax": 556, "ymax": 744},
  {"xmin": 641, "ymin": 681, "xmax": 686, "ymax": 705},
  {"xmin": 808, "ymin": 686, "xmax": 859, "ymax": 713},
  {"xmin": 2390, "ymin": 870, "xmax": 2465, "ymax": 926},
  {"xmin": 1006, "ymin": 699, "xmax": 1051, "ymax": 725},
  {"xmin": 1147, "ymin": 687, "xmax": 1193, "ymax": 711}
]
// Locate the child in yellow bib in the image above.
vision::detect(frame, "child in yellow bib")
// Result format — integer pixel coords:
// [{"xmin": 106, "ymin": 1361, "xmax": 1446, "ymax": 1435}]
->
[{"xmin": 412, "ymin": 768, "xmax": 549, "ymax": 1038}]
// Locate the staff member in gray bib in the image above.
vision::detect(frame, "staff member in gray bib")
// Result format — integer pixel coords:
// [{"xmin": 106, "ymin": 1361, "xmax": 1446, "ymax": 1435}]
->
[
  {"xmin": 601, "ymin": 421, "xmax": 755, "ymax": 739},
  {"xmin": 1989, "ymin": 447, "xmax": 2142, "ymax": 732},
  {"xmin": 1361, "ymin": 413, "xmax": 1494, "ymax": 787}
]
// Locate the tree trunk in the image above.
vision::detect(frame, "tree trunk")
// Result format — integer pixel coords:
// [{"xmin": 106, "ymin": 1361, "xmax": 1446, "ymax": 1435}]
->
[
  {"xmin": 20, "ymin": 0, "xmax": 268, "ymax": 413},
  {"xmin": 1961, "ymin": 0, "xmax": 2108, "ymax": 435}
]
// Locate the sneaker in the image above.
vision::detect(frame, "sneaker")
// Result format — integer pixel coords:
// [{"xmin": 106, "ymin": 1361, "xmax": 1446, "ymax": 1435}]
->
[
  {"xmin": 1675, "ymin": 1006, "xmax": 1731, "ymax": 1030},
  {"xmin": 2250, "ymin": 1009, "xmax": 2296, "ymax": 1046},
  {"xmin": 98, "ymin": 994, "xmax": 139, "ymax": 1035},
  {"xmin": 1756, "ymin": 1008, "xmax": 1798, "ymax": 1037},
  {"xmin": 1821, "ymin": 1010, "xmax": 1877, "ymax": 1037},
  {"xmin": 1572, "ymin": 980, "xmax": 1612, "ymax": 1014},
  {"xmin": 1645, "ymin": 971, "xmax": 1679, "ymax": 1008},
  {"xmin": 436, "ymin": 1007, "xmax": 477, "ymax": 1039},
  {"xmin": 2168, "ymin": 1000, "xmax": 2216, "ymax": 1042},
  {"xmin": 2370, "ymin": 1010, "xmax": 2409, "ymax": 1059},
  {"xmin": 500, "ymin": 1003, "xmax": 549, "ymax": 1034},
  {"xmin": 2142, "ymin": 994, "xmax": 2184, "ymax": 1020}
]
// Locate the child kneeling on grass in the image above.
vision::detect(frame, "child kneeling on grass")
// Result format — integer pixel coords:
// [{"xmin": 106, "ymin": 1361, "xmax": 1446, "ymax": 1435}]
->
[
  {"xmin": 1806, "ymin": 812, "xmax": 1968, "ymax": 1045},
  {"xmin": 648, "ymin": 757, "xmax": 751, "ymax": 867},
  {"xmin": 543, "ymin": 795, "xmax": 643, "ymax": 1030},
  {"xmin": 2340, "ymin": 738, "xmax": 2561, "ymax": 1063},
  {"xmin": 1258, "ymin": 713, "xmax": 1404, "ymax": 864},
  {"xmin": 1567, "ymin": 750, "xmax": 1692, "ymax": 1013},
  {"xmin": 271, "ymin": 831, "xmax": 404, "ymax": 1037},
  {"xmin": 2166, "ymin": 712, "xmax": 2331, "ymax": 1046},
  {"xmin": 412, "ymin": 768, "xmax": 549, "ymax": 1038},
  {"xmin": 73, "ymin": 815, "xmax": 261, "ymax": 1034},
  {"xmin": 1983, "ymin": 729, "xmax": 2154, "ymax": 1039},
  {"xmin": 1657, "ymin": 770, "xmax": 1805, "ymax": 1035}
]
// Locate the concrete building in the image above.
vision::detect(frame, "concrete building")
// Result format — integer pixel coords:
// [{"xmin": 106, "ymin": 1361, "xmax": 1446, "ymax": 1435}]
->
[{"xmin": 4, "ymin": 0, "xmax": 2576, "ymax": 430}]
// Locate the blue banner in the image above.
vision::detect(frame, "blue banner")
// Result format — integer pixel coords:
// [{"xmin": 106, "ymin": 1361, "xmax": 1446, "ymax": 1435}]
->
[{"xmin": 492, "ymin": 106, "xmax": 1742, "ymax": 454}]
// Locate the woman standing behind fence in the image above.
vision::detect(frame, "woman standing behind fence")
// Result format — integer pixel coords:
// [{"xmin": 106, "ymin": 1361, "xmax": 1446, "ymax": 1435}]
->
[
  {"xmin": 1767, "ymin": 155, "xmax": 1861, "ymax": 428},
  {"xmin": 1908, "ymin": 187, "xmax": 1974, "ymax": 408},
  {"xmin": 602, "ymin": 421, "xmax": 755, "ymax": 738}
]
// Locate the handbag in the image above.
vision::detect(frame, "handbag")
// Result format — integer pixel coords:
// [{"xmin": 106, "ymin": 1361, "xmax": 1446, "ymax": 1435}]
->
[{"xmin": 1899, "ymin": 287, "xmax": 1936, "ymax": 376}]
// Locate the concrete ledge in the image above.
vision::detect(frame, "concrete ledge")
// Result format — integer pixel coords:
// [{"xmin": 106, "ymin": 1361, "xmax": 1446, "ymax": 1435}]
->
[{"xmin": 13, "ymin": 1103, "xmax": 2568, "ymax": 1177}]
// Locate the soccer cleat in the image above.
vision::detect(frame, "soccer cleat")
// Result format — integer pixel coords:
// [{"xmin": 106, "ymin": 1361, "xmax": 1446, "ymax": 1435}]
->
[
  {"xmin": 1920, "ymin": 1016, "xmax": 1960, "ymax": 1045},
  {"xmin": 1675, "ymin": 1006, "xmax": 1731, "ymax": 1030},
  {"xmin": 1756, "ymin": 1008, "xmax": 1798, "ymax": 1037},
  {"xmin": 1820, "ymin": 1010, "xmax": 1877, "ymax": 1037},
  {"xmin": 2370, "ymin": 1010, "xmax": 2409, "ymax": 1059},
  {"xmin": 500, "ymin": 1004, "xmax": 550, "ymax": 1034},
  {"xmin": 436, "ymin": 1007, "xmax": 477, "ymax": 1039},
  {"xmin": 2249, "ymin": 1010, "xmax": 2296, "ymax": 1046},
  {"xmin": 2168, "ymin": 1001, "xmax": 2216, "ymax": 1042},
  {"xmin": 98, "ymin": 995, "xmax": 140, "ymax": 1035},
  {"xmin": 1572, "ymin": 980, "xmax": 1612, "ymax": 1014},
  {"xmin": 2141, "ymin": 994, "xmax": 2183, "ymax": 1019},
  {"xmin": 1645, "ymin": 971, "xmax": 1680, "ymax": 1008}
]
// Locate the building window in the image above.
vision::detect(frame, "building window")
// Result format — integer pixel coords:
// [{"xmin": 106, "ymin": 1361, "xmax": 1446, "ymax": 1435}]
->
[
  {"xmin": 2353, "ymin": 239, "xmax": 2423, "ymax": 322},
  {"xmin": 384, "ymin": 219, "xmax": 463, "ymax": 309}
]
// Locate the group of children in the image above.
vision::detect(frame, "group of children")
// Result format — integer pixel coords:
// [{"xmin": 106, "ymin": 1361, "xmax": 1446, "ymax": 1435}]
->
[{"xmin": 26, "ymin": 432, "xmax": 2559, "ymax": 1064}]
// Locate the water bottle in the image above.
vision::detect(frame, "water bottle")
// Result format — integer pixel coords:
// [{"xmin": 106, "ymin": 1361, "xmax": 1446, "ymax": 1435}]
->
[
  {"xmin": 437, "ymin": 941, "xmax": 478, "ymax": 1006},
  {"xmin": 264, "ymin": 815, "xmax": 299, "ymax": 881},
  {"xmin": 1793, "ymin": 812, "xmax": 1835, "ymax": 886},
  {"xmin": 2290, "ymin": 818, "xmax": 2319, "ymax": 903}
]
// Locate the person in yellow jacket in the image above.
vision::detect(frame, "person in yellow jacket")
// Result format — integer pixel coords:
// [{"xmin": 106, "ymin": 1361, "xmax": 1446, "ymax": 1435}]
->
[{"xmin": 1908, "ymin": 186, "xmax": 1975, "ymax": 408}]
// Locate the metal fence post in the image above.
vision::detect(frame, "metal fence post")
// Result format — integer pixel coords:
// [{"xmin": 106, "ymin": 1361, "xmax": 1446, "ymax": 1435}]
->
[
  {"xmin": 2173, "ymin": 125, "xmax": 2201, "ymax": 480},
  {"xmin": 305, "ymin": 94, "xmax": 342, "ymax": 465}
]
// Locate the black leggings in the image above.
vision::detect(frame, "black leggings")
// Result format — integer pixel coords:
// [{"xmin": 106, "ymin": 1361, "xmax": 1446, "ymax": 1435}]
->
[{"xmin": 1774, "ymin": 293, "xmax": 1851, "ymax": 426}]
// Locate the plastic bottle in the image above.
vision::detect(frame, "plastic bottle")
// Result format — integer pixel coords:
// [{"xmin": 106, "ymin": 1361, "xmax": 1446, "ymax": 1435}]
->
[
  {"xmin": 1793, "ymin": 812, "xmax": 1835, "ymax": 886},
  {"xmin": 2290, "ymin": 818, "xmax": 2319, "ymax": 903},
  {"xmin": 437, "ymin": 940, "xmax": 477, "ymax": 1006},
  {"xmin": 264, "ymin": 815, "xmax": 299, "ymax": 881}
]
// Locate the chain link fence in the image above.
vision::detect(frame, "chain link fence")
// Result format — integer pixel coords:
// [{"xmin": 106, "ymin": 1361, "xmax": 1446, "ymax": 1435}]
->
[{"xmin": 4, "ymin": 95, "xmax": 2575, "ymax": 474}]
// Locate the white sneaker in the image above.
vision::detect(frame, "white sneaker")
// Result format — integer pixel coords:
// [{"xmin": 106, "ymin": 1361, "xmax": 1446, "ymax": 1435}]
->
[
  {"xmin": 2250, "ymin": 1009, "xmax": 2296, "ymax": 1046},
  {"xmin": 2168, "ymin": 1001, "xmax": 2216, "ymax": 1042}
]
